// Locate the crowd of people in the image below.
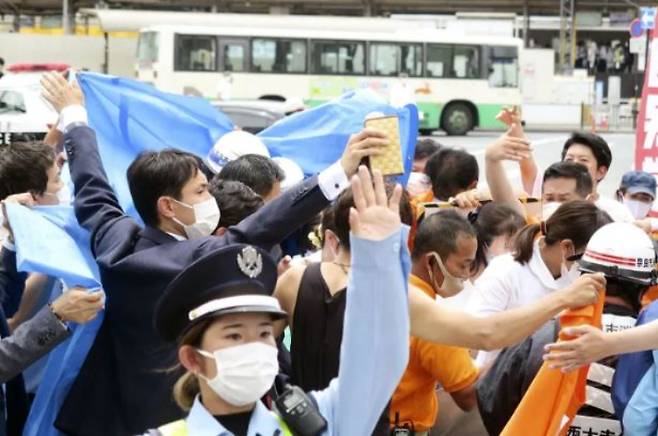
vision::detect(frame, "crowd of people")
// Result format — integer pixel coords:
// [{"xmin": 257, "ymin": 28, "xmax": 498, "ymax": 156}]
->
[{"xmin": 0, "ymin": 70, "xmax": 657, "ymax": 436}]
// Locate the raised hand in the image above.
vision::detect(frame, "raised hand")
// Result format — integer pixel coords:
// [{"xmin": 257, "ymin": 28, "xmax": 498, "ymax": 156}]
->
[
  {"xmin": 349, "ymin": 166, "xmax": 402, "ymax": 241},
  {"xmin": 41, "ymin": 72, "xmax": 84, "ymax": 113},
  {"xmin": 340, "ymin": 128, "xmax": 388, "ymax": 177},
  {"xmin": 496, "ymin": 107, "xmax": 524, "ymax": 138},
  {"xmin": 485, "ymin": 125, "xmax": 532, "ymax": 162}
]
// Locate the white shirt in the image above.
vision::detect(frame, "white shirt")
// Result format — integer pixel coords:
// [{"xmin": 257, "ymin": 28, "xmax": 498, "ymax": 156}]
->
[
  {"xmin": 439, "ymin": 279, "xmax": 477, "ymax": 309},
  {"xmin": 595, "ymin": 196, "xmax": 634, "ymax": 223},
  {"xmin": 467, "ymin": 241, "xmax": 576, "ymax": 365}
]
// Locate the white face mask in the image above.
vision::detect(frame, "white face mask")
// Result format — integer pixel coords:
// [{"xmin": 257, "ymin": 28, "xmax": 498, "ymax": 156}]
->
[
  {"xmin": 429, "ymin": 252, "xmax": 465, "ymax": 297},
  {"xmin": 623, "ymin": 198, "xmax": 652, "ymax": 220},
  {"xmin": 406, "ymin": 172, "xmax": 432, "ymax": 197},
  {"xmin": 197, "ymin": 342, "xmax": 279, "ymax": 406},
  {"xmin": 44, "ymin": 185, "xmax": 72, "ymax": 205},
  {"xmin": 541, "ymin": 201, "xmax": 562, "ymax": 221},
  {"xmin": 172, "ymin": 197, "xmax": 220, "ymax": 239}
]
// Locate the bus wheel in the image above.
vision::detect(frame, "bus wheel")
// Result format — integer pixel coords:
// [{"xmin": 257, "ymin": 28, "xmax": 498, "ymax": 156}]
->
[{"xmin": 441, "ymin": 103, "xmax": 474, "ymax": 136}]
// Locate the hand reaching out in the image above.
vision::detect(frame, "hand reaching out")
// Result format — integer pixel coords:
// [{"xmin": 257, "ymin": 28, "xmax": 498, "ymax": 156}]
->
[{"xmin": 41, "ymin": 72, "xmax": 84, "ymax": 113}]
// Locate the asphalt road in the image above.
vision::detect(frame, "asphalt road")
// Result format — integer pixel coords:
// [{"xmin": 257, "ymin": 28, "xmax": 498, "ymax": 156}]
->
[{"xmin": 427, "ymin": 130, "xmax": 636, "ymax": 199}]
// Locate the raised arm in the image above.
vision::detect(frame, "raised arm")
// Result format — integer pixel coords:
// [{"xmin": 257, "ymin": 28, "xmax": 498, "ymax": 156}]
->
[
  {"xmin": 41, "ymin": 73, "xmax": 137, "ymax": 256},
  {"xmin": 484, "ymin": 126, "xmax": 531, "ymax": 217},
  {"xmin": 497, "ymin": 108, "xmax": 538, "ymax": 196},
  {"xmin": 313, "ymin": 167, "xmax": 410, "ymax": 436},
  {"xmin": 409, "ymin": 273, "xmax": 604, "ymax": 351}
]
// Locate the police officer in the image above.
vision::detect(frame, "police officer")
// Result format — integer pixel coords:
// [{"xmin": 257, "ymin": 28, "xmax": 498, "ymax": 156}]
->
[{"xmin": 146, "ymin": 167, "xmax": 411, "ymax": 436}]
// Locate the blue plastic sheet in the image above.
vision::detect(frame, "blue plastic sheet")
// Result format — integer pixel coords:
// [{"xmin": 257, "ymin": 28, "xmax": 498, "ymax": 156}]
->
[{"xmin": 258, "ymin": 90, "xmax": 418, "ymax": 185}]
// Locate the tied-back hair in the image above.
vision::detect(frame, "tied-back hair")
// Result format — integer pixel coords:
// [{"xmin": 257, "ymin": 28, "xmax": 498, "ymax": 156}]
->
[
  {"xmin": 172, "ymin": 318, "xmax": 214, "ymax": 411},
  {"xmin": 513, "ymin": 200, "xmax": 612, "ymax": 264}
]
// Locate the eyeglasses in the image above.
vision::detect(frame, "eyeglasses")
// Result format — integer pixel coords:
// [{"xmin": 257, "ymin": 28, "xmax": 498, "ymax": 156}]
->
[{"xmin": 566, "ymin": 252, "xmax": 584, "ymax": 262}]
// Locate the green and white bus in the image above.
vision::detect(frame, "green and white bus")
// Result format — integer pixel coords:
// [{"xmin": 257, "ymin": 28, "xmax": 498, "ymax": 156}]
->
[{"xmin": 136, "ymin": 24, "xmax": 521, "ymax": 135}]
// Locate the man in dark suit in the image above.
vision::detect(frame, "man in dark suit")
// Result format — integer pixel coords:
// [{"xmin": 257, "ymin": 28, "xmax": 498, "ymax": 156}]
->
[{"xmin": 40, "ymin": 72, "xmax": 388, "ymax": 436}]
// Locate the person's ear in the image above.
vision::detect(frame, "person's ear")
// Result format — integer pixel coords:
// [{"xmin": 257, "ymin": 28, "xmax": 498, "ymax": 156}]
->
[
  {"xmin": 468, "ymin": 179, "xmax": 478, "ymax": 190},
  {"xmin": 560, "ymin": 239, "xmax": 575, "ymax": 257},
  {"xmin": 179, "ymin": 345, "xmax": 203, "ymax": 374},
  {"xmin": 214, "ymin": 227, "xmax": 227, "ymax": 236},
  {"xmin": 596, "ymin": 166, "xmax": 608, "ymax": 183},
  {"xmin": 157, "ymin": 196, "xmax": 177, "ymax": 219}
]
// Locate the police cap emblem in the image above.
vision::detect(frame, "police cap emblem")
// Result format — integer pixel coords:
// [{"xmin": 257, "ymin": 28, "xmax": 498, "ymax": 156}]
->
[{"xmin": 237, "ymin": 246, "xmax": 263, "ymax": 278}]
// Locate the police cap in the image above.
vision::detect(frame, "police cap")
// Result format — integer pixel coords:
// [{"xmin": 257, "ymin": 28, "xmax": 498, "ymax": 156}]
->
[{"xmin": 154, "ymin": 244, "xmax": 285, "ymax": 342}]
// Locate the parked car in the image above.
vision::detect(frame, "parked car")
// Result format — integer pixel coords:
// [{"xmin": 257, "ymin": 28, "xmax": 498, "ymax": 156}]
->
[{"xmin": 211, "ymin": 99, "xmax": 300, "ymax": 134}]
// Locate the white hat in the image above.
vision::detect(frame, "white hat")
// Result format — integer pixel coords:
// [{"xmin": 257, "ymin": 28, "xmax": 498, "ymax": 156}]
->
[
  {"xmin": 272, "ymin": 157, "xmax": 305, "ymax": 191},
  {"xmin": 205, "ymin": 130, "xmax": 270, "ymax": 174},
  {"xmin": 579, "ymin": 222, "xmax": 657, "ymax": 285}
]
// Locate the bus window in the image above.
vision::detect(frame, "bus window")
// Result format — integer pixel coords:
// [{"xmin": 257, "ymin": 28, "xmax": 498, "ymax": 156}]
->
[
  {"xmin": 369, "ymin": 43, "xmax": 398, "ymax": 76},
  {"xmin": 369, "ymin": 43, "xmax": 422, "ymax": 77},
  {"xmin": 487, "ymin": 46, "xmax": 519, "ymax": 88},
  {"xmin": 252, "ymin": 39, "xmax": 306, "ymax": 73},
  {"xmin": 453, "ymin": 46, "xmax": 480, "ymax": 79},
  {"xmin": 221, "ymin": 41, "xmax": 247, "ymax": 72},
  {"xmin": 137, "ymin": 32, "xmax": 159, "ymax": 66},
  {"xmin": 310, "ymin": 41, "xmax": 365, "ymax": 75},
  {"xmin": 426, "ymin": 45, "xmax": 451, "ymax": 78},
  {"xmin": 175, "ymin": 35, "xmax": 217, "ymax": 71},
  {"xmin": 401, "ymin": 44, "xmax": 422, "ymax": 77}
]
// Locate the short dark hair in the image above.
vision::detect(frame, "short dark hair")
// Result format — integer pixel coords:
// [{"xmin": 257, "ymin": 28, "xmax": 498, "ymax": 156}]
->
[
  {"xmin": 209, "ymin": 179, "xmax": 264, "ymax": 229},
  {"xmin": 0, "ymin": 142, "xmax": 55, "ymax": 199},
  {"xmin": 334, "ymin": 185, "xmax": 413, "ymax": 250},
  {"xmin": 217, "ymin": 155, "xmax": 284, "ymax": 198},
  {"xmin": 0, "ymin": 58, "xmax": 4, "ymax": 66},
  {"xmin": 472, "ymin": 203, "xmax": 525, "ymax": 273},
  {"xmin": 411, "ymin": 210, "xmax": 476, "ymax": 261},
  {"xmin": 127, "ymin": 149, "xmax": 202, "ymax": 227},
  {"xmin": 561, "ymin": 132, "xmax": 612, "ymax": 170},
  {"xmin": 414, "ymin": 138, "xmax": 441, "ymax": 161},
  {"xmin": 425, "ymin": 148, "xmax": 479, "ymax": 201},
  {"xmin": 542, "ymin": 161, "xmax": 594, "ymax": 198}
]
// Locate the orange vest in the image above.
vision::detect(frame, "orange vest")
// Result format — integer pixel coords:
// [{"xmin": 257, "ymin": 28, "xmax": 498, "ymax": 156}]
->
[{"xmin": 500, "ymin": 291, "xmax": 606, "ymax": 436}]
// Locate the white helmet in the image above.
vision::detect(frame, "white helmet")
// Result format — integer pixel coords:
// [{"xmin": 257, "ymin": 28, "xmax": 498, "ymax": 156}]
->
[
  {"xmin": 579, "ymin": 222, "xmax": 657, "ymax": 285},
  {"xmin": 205, "ymin": 130, "xmax": 270, "ymax": 174},
  {"xmin": 272, "ymin": 157, "xmax": 304, "ymax": 191}
]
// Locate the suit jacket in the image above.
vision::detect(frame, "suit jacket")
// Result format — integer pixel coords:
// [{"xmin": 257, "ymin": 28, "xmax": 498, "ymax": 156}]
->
[
  {"xmin": 0, "ymin": 247, "xmax": 29, "ymax": 436},
  {"xmin": 0, "ymin": 305, "xmax": 69, "ymax": 384},
  {"xmin": 55, "ymin": 126, "xmax": 332, "ymax": 436}
]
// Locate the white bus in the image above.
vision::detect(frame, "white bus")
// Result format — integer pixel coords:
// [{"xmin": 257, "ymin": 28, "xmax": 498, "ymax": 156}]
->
[{"xmin": 136, "ymin": 24, "xmax": 522, "ymax": 135}]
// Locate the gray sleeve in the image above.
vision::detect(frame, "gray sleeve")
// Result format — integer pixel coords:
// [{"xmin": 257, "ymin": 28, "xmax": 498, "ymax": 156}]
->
[{"xmin": 0, "ymin": 305, "xmax": 70, "ymax": 383}]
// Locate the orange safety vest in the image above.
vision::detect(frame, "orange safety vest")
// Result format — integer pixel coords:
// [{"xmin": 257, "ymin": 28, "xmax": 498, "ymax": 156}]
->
[{"xmin": 500, "ymin": 290, "xmax": 606, "ymax": 436}]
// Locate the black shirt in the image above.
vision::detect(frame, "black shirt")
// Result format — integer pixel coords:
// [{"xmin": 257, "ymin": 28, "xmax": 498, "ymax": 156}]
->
[{"xmin": 215, "ymin": 410, "xmax": 253, "ymax": 436}]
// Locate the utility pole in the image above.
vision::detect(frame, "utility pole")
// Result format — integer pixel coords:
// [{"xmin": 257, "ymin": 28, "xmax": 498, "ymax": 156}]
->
[{"xmin": 558, "ymin": 0, "xmax": 576, "ymax": 74}]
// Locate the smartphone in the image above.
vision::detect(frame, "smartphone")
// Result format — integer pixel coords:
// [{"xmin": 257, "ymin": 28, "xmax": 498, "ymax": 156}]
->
[{"xmin": 364, "ymin": 115, "xmax": 404, "ymax": 176}]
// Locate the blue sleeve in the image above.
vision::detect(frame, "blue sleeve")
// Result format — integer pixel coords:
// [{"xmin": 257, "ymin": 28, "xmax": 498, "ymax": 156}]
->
[
  {"xmin": 311, "ymin": 227, "xmax": 411, "ymax": 436},
  {"xmin": 622, "ymin": 350, "xmax": 658, "ymax": 435}
]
